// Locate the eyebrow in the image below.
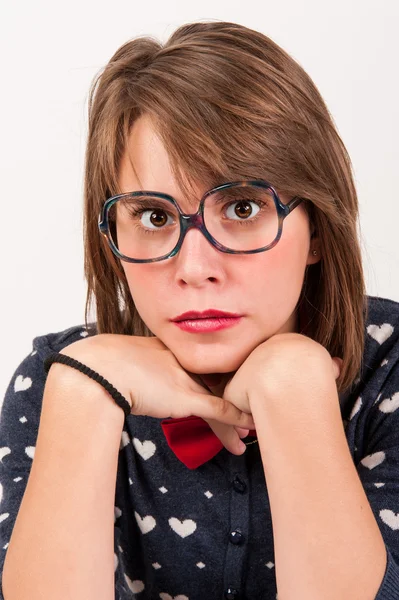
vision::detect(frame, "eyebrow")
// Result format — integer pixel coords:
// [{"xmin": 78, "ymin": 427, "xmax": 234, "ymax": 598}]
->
[
  {"xmin": 126, "ymin": 185, "xmax": 216, "ymax": 204},
  {"xmin": 118, "ymin": 173, "xmax": 241, "ymax": 207}
]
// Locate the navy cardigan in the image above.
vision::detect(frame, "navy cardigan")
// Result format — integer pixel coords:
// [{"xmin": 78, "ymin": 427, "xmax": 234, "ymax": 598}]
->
[{"xmin": 1, "ymin": 294, "xmax": 399, "ymax": 599}]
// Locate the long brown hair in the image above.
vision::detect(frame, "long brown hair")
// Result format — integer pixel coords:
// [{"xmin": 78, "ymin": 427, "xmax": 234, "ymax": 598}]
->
[{"xmin": 82, "ymin": 20, "xmax": 367, "ymax": 396}]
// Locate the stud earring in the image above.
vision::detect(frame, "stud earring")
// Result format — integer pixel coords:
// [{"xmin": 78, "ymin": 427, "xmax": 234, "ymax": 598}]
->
[{"xmin": 312, "ymin": 250, "xmax": 317, "ymax": 255}]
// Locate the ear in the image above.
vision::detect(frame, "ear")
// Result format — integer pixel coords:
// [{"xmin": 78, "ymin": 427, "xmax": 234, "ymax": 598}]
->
[{"xmin": 306, "ymin": 236, "xmax": 322, "ymax": 266}]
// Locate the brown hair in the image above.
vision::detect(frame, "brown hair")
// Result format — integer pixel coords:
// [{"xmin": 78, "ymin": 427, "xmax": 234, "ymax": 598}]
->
[{"xmin": 83, "ymin": 20, "xmax": 367, "ymax": 396}]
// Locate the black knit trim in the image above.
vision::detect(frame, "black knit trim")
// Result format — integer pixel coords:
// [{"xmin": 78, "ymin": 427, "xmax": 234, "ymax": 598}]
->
[{"xmin": 43, "ymin": 352, "xmax": 131, "ymax": 418}]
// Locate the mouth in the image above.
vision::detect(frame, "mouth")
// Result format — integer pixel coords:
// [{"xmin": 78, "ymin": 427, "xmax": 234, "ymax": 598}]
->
[
  {"xmin": 172, "ymin": 315, "xmax": 242, "ymax": 333},
  {"xmin": 171, "ymin": 309, "xmax": 242, "ymax": 322}
]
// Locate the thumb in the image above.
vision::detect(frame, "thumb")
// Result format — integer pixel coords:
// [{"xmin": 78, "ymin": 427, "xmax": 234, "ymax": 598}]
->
[{"xmin": 204, "ymin": 418, "xmax": 247, "ymax": 456}]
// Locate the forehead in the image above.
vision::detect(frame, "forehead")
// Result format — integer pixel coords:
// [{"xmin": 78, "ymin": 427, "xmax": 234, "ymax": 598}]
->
[{"xmin": 118, "ymin": 115, "xmax": 212, "ymax": 210}]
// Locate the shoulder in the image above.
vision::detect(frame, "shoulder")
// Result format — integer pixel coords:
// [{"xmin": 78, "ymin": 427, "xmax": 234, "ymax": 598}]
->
[
  {"xmin": 340, "ymin": 294, "xmax": 399, "ymax": 423},
  {"xmin": 363, "ymin": 294, "xmax": 399, "ymax": 363},
  {"xmin": 32, "ymin": 321, "xmax": 99, "ymax": 362},
  {"xmin": 2, "ymin": 321, "xmax": 99, "ymax": 425},
  {"xmin": 360, "ymin": 295, "xmax": 399, "ymax": 388},
  {"xmin": 1, "ymin": 321, "xmax": 99, "ymax": 471}
]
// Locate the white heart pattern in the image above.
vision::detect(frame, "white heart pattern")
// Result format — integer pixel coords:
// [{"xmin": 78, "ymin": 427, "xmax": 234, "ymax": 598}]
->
[
  {"xmin": 14, "ymin": 375, "xmax": 32, "ymax": 393},
  {"xmin": 168, "ymin": 517, "xmax": 197, "ymax": 538},
  {"xmin": 133, "ymin": 438, "xmax": 156, "ymax": 461},
  {"xmin": 0, "ymin": 447, "xmax": 11, "ymax": 462},
  {"xmin": 124, "ymin": 576, "xmax": 145, "ymax": 593},
  {"xmin": 159, "ymin": 594, "xmax": 189, "ymax": 600},
  {"xmin": 367, "ymin": 323, "xmax": 394, "ymax": 345},
  {"xmin": 380, "ymin": 509, "xmax": 399, "ymax": 530},
  {"xmin": 379, "ymin": 392, "xmax": 399, "ymax": 414},
  {"xmin": 349, "ymin": 396, "xmax": 362, "ymax": 420},
  {"xmin": 360, "ymin": 451, "xmax": 386, "ymax": 469},
  {"xmin": 120, "ymin": 431, "xmax": 131, "ymax": 450},
  {"xmin": 135, "ymin": 511, "xmax": 156, "ymax": 534},
  {"xmin": 25, "ymin": 446, "xmax": 35, "ymax": 459}
]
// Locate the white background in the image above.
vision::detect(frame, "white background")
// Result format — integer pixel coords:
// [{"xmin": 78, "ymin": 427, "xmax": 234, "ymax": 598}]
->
[{"xmin": 1, "ymin": 0, "xmax": 398, "ymax": 401}]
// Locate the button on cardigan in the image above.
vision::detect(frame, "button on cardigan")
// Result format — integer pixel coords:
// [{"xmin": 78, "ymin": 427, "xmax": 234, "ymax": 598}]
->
[{"xmin": 1, "ymin": 294, "xmax": 399, "ymax": 599}]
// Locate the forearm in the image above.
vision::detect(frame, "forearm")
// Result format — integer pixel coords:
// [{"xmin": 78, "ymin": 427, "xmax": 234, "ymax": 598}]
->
[
  {"xmin": 250, "ymin": 388, "xmax": 387, "ymax": 600},
  {"xmin": 2, "ymin": 363, "xmax": 125, "ymax": 600}
]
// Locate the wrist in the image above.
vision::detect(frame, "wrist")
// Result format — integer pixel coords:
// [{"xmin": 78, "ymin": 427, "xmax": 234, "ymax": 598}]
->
[{"xmin": 44, "ymin": 361, "xmax": 126, "ymax": 426}]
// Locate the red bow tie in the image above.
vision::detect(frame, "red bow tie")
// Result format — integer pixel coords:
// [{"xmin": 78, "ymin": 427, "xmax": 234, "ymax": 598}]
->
[{"xmin": 160, "ymin": 415, "xmax": 257, "ymax": 469}]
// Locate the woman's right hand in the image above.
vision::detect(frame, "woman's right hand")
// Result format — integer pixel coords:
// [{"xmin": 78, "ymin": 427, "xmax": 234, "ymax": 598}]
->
[{"xmin": 57, "ymin": 333, "xmax": 255, "ymax": 456}]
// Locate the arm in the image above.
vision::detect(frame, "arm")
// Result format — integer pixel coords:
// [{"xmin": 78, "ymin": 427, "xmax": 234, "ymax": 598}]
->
[
  {"xmin": 2, "ymin": 362, "xmax": 125, "ymax": 600},
  {"xmin": 250, "ymin": 383, "xmax": 388, "ymax": 600},
  {"xmin": 222, "ymin": 332, "xmax": 399, "ymax": 599}
]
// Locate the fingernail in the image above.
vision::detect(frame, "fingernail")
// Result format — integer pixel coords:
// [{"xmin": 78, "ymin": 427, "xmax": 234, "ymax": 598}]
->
[
  {"xmin": 238, "ymin": 428, "xmax": 250, "ymax": 438},
  {"xmin": 238, "ymin": 441, "xmax": 247, "ymax": 453}
]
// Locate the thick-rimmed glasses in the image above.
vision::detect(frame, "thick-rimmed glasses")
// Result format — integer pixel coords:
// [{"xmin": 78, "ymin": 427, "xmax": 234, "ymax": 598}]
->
[{"xmin": 98, "ymin": 179, "xmax": 303, "ymax": 263}]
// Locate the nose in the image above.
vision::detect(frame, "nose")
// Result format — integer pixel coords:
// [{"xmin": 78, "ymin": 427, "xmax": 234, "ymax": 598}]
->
[{"xmin": 173, "ymin": 224, "xmax": 223, "ymax": 286}]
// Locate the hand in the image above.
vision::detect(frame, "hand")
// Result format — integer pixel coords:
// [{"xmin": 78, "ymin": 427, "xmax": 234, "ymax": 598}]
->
[
  {"xmin": 58, "ymin": 334, "xmax": 255, "ymax": 456},
  {"xmin": 220, "ymin": 332, "xmax": 342, "ymax": 419}
]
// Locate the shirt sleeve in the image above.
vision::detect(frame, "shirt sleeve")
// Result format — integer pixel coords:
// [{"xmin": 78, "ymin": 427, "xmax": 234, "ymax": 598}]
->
[
  {"xmin": 0, "ymin": 345, "xmax": 47, "ymax": 599},
  {"xmin": 356, "ymin": 358, "xmax": 399, "ymax": 599}
]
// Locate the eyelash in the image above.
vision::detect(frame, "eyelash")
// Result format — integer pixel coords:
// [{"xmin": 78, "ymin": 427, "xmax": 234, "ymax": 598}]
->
[{"xmin": 126, "ymin": 199, "xmax": 268, "ymax": 231}]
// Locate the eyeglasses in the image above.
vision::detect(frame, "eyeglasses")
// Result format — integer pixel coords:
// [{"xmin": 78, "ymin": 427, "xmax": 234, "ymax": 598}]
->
[{"xmin": 98, "ymin": 179, "xmax": 303, "ymax": 263}]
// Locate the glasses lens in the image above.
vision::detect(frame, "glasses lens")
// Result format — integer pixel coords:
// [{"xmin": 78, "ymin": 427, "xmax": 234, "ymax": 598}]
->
[
  {"xmin": 107, "ymin": 185, "xmax": 279, "ymax": 260},
  {"xmin": 108, "ymin": 195, "xmax": 180, "ymax": 260},
  {"xmin": 204, "ymin": 185, "xmax": 279, "ymax": 251}
]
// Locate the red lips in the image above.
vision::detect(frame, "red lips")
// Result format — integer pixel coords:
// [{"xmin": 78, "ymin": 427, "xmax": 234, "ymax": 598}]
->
[{"xmin": 171, "ymin": 309, "xmax": 242, "ymax": 322}]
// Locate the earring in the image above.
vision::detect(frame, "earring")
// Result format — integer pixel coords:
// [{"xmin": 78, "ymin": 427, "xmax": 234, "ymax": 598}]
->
[{"xmin": 312, "ymin": 250, "xmax": 317, "ymax": 255}]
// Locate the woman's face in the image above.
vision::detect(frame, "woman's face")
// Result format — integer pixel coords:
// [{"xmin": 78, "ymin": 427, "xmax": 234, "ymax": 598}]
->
[{"xmin": 117, "ymin": 114, "xmax": 321, "ymax": 383}]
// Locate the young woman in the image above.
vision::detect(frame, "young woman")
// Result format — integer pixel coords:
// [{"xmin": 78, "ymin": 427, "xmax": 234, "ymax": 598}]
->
[{"xmin": 1, "ymin": 20, "xmax": 399, "ymax": 600}]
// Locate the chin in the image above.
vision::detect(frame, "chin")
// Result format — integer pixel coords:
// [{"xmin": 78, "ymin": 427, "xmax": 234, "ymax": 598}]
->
[
  {"xmin": 171, "ymin": 346, "xmax": 248, "ymax": 375},
  {"xmin": 155, "ymin": 324, "xmax": 269, "ymax": 372}
]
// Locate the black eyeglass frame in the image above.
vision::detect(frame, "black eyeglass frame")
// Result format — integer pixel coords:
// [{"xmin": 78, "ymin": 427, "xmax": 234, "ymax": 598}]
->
[{"xmin": 98, "ymin": 179, "xmax": 303, "ymax": 263}]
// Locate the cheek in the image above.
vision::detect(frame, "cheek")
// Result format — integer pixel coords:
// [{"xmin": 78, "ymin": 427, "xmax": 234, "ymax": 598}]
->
[
  {"xmin": 123, "ymin": 265, "xmax": 163, "ymax": 318},
  {"xmin": 248, "ymin": 224, "xmax": 310, "ymax": 315},
  {"xmin": 273, "ymin": 210, "xmax": 311, "ymax": 278},
  {"xmin": 250, "ymin": 226, "xmax": 309, "ymax": 285},
  {"xmin": 274, "ymin": 233, "xmax": 309, "ymax": 282}
]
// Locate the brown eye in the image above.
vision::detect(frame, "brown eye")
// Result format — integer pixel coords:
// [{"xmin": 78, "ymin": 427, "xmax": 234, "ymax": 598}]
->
[
  {"xmin": 226, "ymin": 201, "xmax": 260, "ymax": 220},
  {"xmin": 234, "ymin": 201, "xmax": 253, "ymax": 218},
  {"xmin": 149, "ymin": 210, "xmax": 168, "ymax": 227}
]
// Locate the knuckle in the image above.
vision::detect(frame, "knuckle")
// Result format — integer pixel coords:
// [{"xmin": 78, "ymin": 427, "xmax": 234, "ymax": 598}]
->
[{"xmin": 217, "ymin": 398, "xmax": 232, "ymax": 418}]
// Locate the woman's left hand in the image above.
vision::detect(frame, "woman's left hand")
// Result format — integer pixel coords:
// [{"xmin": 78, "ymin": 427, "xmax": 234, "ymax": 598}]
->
[
  {"xmin": 223, "ymin": 332, "xmax": 342, "ymax": 430},
  {"xmin": 199, "ymin": 332, "xmax": 342, "ymax": 455}
]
